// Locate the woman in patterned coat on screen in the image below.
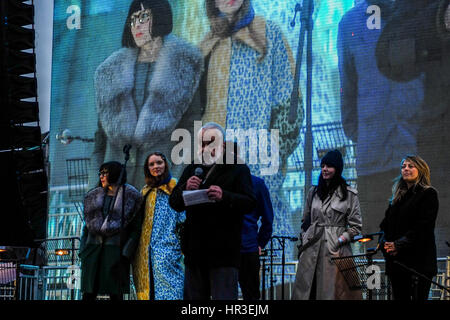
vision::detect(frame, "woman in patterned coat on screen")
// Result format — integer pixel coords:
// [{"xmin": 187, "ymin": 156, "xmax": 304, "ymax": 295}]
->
[
  {"xmin": 199, "ymin": 0, "xmax": 304, "ymax": 242},
  {"xmin": 133, "ymin": 152, "xmax": 185, "ymax": 300}
]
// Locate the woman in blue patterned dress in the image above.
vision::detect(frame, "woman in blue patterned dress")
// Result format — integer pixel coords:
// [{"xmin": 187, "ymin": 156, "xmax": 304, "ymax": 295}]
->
[
  {"xmin": 200, "ymin": 0, "xmax": 304, "ymax": 246},
  {"xmin": 133, "ymin": 152, "xmax": 185, "ymax": 300}
]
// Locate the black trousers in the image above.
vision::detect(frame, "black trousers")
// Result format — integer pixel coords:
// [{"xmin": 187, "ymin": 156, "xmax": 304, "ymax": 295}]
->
[
  {"xmin": 389, "ymin": 272, "xmax": 433, "ymax": 300},
  {"xmin": 81, "ymin": 259, "xmax": 123, "ymax": 301},
  {"xmin": 184, "ymin": 263, "xmax": 239, "ymax": 300},
  {"xmin": 238, "ymin": 252, "xmax": 261, "ymax": 300}
]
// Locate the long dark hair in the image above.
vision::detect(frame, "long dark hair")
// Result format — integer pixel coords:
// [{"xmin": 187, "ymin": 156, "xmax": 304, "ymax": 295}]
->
[
  {"xmin": 316, "ymin": 173, "xmax": 349, "ymax": 202},
  {"xmin": 143, "ymin": 151, "xmax": 171, "ymax": 188},
  {"xmin": 98, "ymin": 161, "xmax": 126, "ymax": 188},
  {"xmin": 122, "ymin": 0, "xmax": 173, "ymax": 48}
]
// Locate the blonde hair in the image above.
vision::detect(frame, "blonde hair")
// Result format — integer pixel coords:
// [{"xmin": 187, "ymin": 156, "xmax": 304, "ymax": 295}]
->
[{"xmin": 391, "ymin": 155, "xmax": 431, "ymax": 204}]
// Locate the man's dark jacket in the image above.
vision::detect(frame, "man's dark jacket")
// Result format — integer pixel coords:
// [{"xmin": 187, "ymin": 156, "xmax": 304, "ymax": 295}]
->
[{"xmin": 169, "ymin": 162, "xmax": 256, "ymax": 268}]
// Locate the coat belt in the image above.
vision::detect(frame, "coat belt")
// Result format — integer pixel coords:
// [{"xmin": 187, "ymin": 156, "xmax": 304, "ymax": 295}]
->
[{"xmin": 317, "ymin": 223, "xmax": 346, "ymax": 228}]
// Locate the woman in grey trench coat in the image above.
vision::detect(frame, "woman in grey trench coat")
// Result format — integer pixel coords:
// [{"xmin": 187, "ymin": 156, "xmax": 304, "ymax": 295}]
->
[{"xmin": 292, "ymin": 150, "xmax": 362, "ymax": 300}]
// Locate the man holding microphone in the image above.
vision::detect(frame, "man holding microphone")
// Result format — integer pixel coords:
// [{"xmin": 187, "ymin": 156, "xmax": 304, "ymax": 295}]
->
[{"xmin": 169, "ymin": 122, "xmax": 256, "ymax": 300}]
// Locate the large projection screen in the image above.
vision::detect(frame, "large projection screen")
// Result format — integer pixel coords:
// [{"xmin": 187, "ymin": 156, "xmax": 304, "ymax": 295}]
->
[{"xmin": 49, "ymin": 0, "xmax": 450, "ymax": 260}]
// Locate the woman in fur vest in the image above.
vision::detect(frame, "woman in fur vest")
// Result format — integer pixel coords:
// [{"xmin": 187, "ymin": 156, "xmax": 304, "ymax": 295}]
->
[
  {"xmin": 93, "ymin": 0, "xmax": 204, "ymax": 189},
  {"xmin": 292, "ymin": 150, "xmax": 363, "ymax": 300},
  {"xmin": 80, "ymin": 161, "xmax": 143, "ymax": 300}
]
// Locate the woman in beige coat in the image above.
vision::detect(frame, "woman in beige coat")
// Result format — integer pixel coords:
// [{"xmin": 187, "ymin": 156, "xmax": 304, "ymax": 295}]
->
[{"xmin": 292, "ymin": 150, "xmax": 362, "ymax": 300}]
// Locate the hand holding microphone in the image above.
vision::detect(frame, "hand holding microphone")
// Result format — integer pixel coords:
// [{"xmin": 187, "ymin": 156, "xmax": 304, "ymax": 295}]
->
[
  {"xmin": 186, "ymin": 167, "xmax": 203, "ymax": 190},
  {"xmin": 186, "ymin": 167, "xmax": 223, "ymax": 201}
]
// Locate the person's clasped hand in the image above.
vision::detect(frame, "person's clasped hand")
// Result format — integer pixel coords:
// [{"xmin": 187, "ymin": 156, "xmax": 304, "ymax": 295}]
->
[
  {"xmin": 207, "ymin": 185, "xmax": 223, "ymax": 202},
  {"xmin": 384, "ymin": 241, "xmax": 398, "ymax": 256}
]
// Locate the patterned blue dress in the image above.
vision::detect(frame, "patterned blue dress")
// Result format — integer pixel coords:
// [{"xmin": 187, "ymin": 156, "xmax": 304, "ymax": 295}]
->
[
  {"xmin": 133, "ymin": 179, "xmax": 185, "ymax": 300},
  {"xmin": 150, "ymin": 190, "xmax": 185, "ymax": 300}
]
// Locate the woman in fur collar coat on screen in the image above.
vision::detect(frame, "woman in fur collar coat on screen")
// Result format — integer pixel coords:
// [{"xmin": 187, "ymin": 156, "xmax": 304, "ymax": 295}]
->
[{"xmin": 93, "ymin": 0, "xmax": 203, "ymax": 189}]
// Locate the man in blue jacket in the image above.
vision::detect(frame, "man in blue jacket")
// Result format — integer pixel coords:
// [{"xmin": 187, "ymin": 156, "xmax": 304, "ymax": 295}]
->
[{"xmin": 239, "ymin": 175, "xmax": 274, "ymax": 300}]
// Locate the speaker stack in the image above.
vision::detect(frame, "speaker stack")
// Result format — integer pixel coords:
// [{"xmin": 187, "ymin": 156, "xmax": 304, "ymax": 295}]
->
[{"xmin": 0, "ymin": 0, "xmax": 47, "ymax": 247}]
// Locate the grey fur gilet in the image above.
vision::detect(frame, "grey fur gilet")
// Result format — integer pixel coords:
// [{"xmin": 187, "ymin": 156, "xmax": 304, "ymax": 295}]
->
[{"xmin": 92, "ymin": 35, "xmax": 204, "ymax": 188}]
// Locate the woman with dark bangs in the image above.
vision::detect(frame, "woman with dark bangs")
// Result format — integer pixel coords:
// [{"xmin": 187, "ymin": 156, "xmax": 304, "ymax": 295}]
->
[
  {"xmin": 380, "ymin": 155, "xmax": 439, "ymax": 300},
  {"xmin": 80, "ymin": 161, "xmax": 143, "ymax": 300},
  {"xmin": 292, "ymin": 150, "xmax": 362, "ymax": 300},
  {"xmin": 132, "ymin": 152, "xmax": 185, "ymax": 300},
  {"xmin": 93, "ymin": 0, "xmax": 203, "ymax": 188}
]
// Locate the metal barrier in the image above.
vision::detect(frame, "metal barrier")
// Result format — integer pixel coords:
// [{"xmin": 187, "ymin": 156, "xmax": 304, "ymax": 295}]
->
[
  {"xmin": 41, "ymin": 237, "xmax": 81, "ymax": 266},
  {"xmin": 5, "ymin": 256, "xmax": 449, "ymax": 300},
  {"xmin": 17, "ymin": 265, "xmax": 40, "ymax": 300},
  {"xmin": 261, "ymin": 257, "xmax": 450, "ymax": 300},
  {"xmin": 0, "ymin": 261, "xmax": 18, "ymax": 300},
  {"xmin": 13, "ymin": 264, "xmax": 136, "ymax": 300},
  {"xmin": 41, "ymin": 266, "xmax": 81, "ymax": 300},
  {"xmin": 431, "ymin": 257, "xmax": 450, "ymax": 300},
  {"xmin": 446, "ymin": 256, "xmax": 450, "ymax": 300},
  {"xmin": 260, "ymin": 260, "xmax": 298, "ymax": 300}
]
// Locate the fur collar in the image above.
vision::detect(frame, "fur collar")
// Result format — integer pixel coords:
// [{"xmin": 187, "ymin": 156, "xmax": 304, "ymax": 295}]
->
[
  {"xmin": 83, "ymin": 184, "xmax": 143, "ymax": 237},
  {"xmin": 94, "ymin": 34, "xmax": 203, "ymax": 145}
]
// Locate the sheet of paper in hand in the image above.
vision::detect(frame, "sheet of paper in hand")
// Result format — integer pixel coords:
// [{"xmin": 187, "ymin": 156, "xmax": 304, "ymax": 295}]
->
[{"xmin": 182, "ymin": 190, "xmax": 215, "ymax": 206}]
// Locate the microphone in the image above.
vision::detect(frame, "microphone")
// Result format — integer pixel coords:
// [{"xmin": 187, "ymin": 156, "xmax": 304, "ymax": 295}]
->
[
  {"xmin": 352, "ymin": 232, "xmax": 385, "ymax": 254},
  {"xmin": 123, "ymin": 144, "xmax": 132, "ymax": 155},
  {"xmin": 375, "ymin": 232, "xmax": 385, "ymax": 252},
  {"xmin": 55, "ymin": 129, "xmax": 74, "ymax": 145},
  {"xmin": 352, "ymin": 231, "xmax": 384, "ymax": 242},
  {"xmin": 123, "ymin": 144, "xmax": 132, "ymax": 162},
  {"xmin": 56, "ymin": 128, "xmax": 94, "ymax": 145},
  {"xmin": 290, "ymin": 3, "xmax": 302, "ymax": 28},
  {"xmin": 194, "ymin": 167, "xmax": 204, "ymax": 179}
]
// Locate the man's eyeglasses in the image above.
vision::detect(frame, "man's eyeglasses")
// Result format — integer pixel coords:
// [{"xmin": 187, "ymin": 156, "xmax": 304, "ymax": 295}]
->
[
  {"xmin": 98, "ymin": 171, "xmax": 109, "ymax": 177},
  {"xmin": 130, "ymin": 10, "xmax": 151, "ymax": 28}
]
